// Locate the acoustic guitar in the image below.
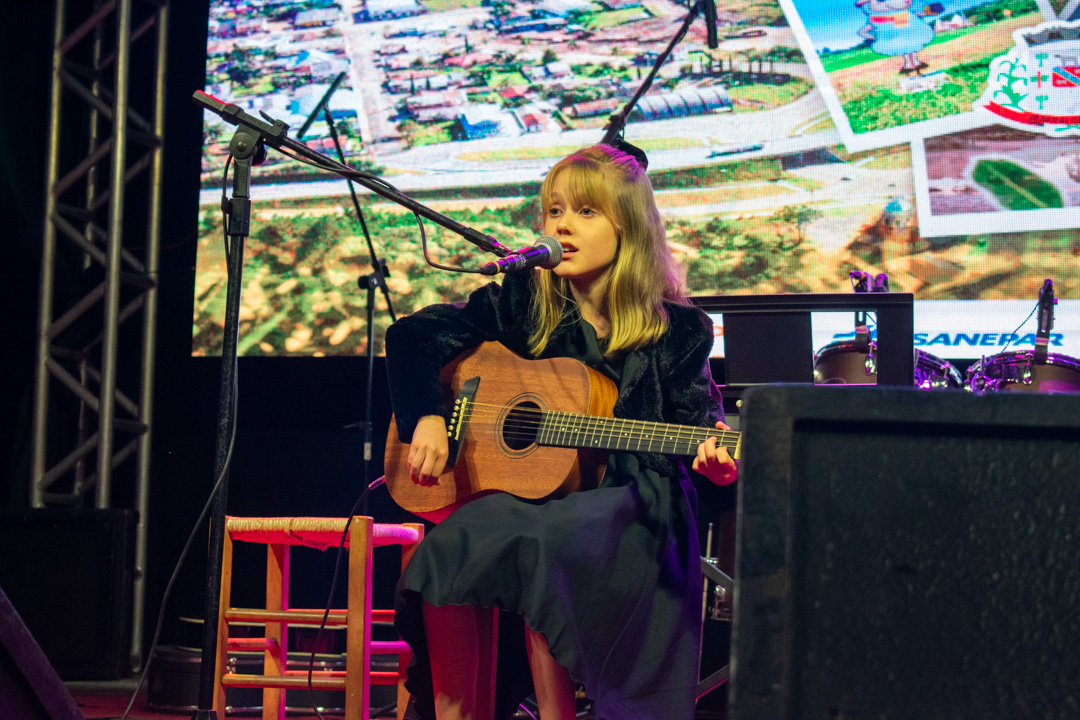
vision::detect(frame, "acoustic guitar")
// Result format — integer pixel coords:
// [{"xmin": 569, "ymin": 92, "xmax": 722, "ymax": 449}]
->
[{"xmin": 384, "ymin": 342, "xmax": 741, "ymax": 522}]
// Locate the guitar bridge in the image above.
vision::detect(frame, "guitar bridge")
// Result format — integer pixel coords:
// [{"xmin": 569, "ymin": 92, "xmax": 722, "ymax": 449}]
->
[{"xmin": 446, "ymin": 375, "xmax": 479, "ymax": 468}]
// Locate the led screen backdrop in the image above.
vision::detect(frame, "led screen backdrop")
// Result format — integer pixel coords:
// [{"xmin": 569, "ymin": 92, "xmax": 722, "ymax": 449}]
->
[{"xmin": 195, "ymin": 0, "xmax": 1080, "ymax": 360}]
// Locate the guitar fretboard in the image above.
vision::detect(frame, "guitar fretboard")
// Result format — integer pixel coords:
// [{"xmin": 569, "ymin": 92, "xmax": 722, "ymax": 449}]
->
[{"xmin": 535, "ymin": 410, "xmax": 740, "ymax": 458}]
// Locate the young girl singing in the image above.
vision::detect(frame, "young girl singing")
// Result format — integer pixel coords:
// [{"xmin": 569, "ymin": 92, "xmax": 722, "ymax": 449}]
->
[{"xmin": 384, "ymin": 143, "xmax": 737, "ymax": 720}]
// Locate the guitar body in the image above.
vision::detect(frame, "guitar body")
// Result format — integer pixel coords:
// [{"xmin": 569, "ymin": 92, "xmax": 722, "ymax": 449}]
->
[{"xmin": 384, "ymin": 342, "xmax": 620, "ymax": 522}]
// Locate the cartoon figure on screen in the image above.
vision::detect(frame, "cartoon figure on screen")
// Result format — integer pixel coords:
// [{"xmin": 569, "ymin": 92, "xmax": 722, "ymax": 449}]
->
[{"xmin": 856, "ymin": 0, "xmax": 943, "ymax": 75}]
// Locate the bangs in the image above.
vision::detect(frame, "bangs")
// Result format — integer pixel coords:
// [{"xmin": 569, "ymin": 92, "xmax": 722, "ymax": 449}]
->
[{"xmin": 542, "ymin": 155, "xmax": 616, "ymax": 219}]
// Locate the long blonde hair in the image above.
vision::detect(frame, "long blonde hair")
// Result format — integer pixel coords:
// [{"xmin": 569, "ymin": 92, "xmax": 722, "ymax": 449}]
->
[{"xmin": 528, "ymin": 144, "xmax": 686, "ymax": 358}]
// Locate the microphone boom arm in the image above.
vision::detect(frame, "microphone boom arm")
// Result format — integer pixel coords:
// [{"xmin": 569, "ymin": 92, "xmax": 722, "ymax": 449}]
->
[
  {"xmin": 194, "ymin": 90, "xmax": 511, "ymax": 258},
  {"xmin": 601, "ymin": 1, "xmax": 707, "ymax": 147}
]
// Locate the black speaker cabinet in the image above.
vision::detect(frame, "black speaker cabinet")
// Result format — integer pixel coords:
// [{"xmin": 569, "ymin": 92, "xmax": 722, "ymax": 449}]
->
[
  {"xmin": 0, "ymin": 509, "xmax": 135, "ymax": 680},
  {"xmin": 731, "ymin": 386, "xmax": 1080, "ymax": 720}
]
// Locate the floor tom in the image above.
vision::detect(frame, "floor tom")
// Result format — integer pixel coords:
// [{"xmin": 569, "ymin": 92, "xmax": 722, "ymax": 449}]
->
[
  {"xmin": 966, "ymin": 351, "xmax": 1080, "ymax": 394},
  {"xmin": 813, "ymin": 341, "xmax": 962, "ymax": 390}
]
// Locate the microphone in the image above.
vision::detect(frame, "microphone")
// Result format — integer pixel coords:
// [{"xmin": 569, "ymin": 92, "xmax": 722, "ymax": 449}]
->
[
  {"xmin": 480, "ymin": 236, "xmax": 563, "ymax": 276},
  {"xmin": 701, "ymin": 0, "xmax": 719, "ymax": 50}
]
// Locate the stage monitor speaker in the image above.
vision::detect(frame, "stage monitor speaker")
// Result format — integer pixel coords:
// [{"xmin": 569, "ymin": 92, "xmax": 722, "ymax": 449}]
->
[
  {"xmin": 0, "ymin": 585, "xmax": 84, "ymax": 720},
  {"xmin": 731, "ymin": 386, "xmax": 1080, "ymax": 720},
  {"xmin": 0, "ymin": 509, "xmax": 135, "ymax": 681}
]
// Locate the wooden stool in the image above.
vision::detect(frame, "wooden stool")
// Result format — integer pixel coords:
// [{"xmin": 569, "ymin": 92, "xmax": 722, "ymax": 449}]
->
[{"xmin": 212, "ymin": 516, "xmax": 424, "ymax": 720}]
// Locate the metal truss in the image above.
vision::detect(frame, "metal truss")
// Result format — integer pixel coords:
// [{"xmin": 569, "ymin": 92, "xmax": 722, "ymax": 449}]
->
[{"xmin": 31, "ymin": 0, "xmax": 168, "ymax": 671}]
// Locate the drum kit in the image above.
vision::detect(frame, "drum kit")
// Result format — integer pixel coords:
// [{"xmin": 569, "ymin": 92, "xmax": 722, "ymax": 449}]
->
[{"xmin": 812, "ymin": 276, "xmax": 1080, "ymax": 395}]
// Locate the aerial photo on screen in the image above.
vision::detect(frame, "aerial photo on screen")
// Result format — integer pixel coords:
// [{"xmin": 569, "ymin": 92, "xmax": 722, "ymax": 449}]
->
[{"xmin": 194, "ymin": 0, "xmax": 1078, "ymax": 357}]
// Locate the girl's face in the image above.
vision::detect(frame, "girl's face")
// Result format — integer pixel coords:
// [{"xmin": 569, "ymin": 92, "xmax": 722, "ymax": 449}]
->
[{"xmin": 543, "ymin": 173, "xmax": 619, "ymax": 288}]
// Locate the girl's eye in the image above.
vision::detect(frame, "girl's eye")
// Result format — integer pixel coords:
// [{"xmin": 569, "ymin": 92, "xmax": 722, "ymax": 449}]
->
[
  {"xmin": 579, "ymin": 207, "xmax": 595, "ymax": 216},
  {"xmin": 548, "ymin": 207, "xmax": 562, "ymax": 217}
]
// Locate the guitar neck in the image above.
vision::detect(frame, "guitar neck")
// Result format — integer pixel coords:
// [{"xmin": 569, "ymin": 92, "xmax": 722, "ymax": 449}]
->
[{"xmin": 536, "ymin": 411, "xmax": 740, "ymax": 458}]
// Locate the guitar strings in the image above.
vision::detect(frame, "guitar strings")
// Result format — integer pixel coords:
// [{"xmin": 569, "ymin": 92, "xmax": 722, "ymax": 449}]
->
[
  {"xmin": 459, "ymin": 402, "xmax": 740, "ymax": 445},
  {"xmin": 456, "ymin": 419, "xmax": 740, "ymax": 452},
  {"xmin": 457, "ymin": 401, "xmax": 740, "ymax": 443},
  {"xmin": 453, "ymin": 401, "xmax": 740, "ymax": 451}
]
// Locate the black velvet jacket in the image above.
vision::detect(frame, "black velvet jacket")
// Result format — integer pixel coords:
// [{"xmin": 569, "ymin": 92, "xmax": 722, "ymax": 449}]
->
[{"xmin": 384, "ymin": 272, "xmax": 724, "ymax": 480}]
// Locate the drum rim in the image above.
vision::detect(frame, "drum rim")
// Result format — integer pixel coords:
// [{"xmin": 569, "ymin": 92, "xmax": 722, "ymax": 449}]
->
[
  {"xmin": 814, "ymin": 341, "xmax": 962, "ymax": 387},
  {"xmin": 966, "ymin": 350, "xmax": 1080, "ymax": 373},
  {"xmin": 814, "ymin": 340, "xmax": 873, "ymax": 361},
  {"xmin": 814, "ymin": 341, "xmax": 956, "ymax": 367}
]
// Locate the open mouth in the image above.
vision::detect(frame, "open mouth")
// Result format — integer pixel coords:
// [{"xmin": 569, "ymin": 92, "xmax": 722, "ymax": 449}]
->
[{"xmin": 560, "ymin": 244, "xmax": 578, "ymax": 258}]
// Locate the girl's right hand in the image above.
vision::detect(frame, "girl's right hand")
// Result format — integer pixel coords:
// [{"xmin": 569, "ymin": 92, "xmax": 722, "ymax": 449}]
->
[{"xmin": 408, "ymin": 415, "xmax": 449, "ymax": 486}]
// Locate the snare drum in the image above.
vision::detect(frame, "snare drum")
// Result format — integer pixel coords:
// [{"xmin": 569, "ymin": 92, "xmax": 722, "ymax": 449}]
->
[
  {"xmin": 813, "ymin": 341, "xmax": 962, "ymax": 389},
  {"xmin": 966, "ymin": 351, "xmax": 1080, "ymax": 394}
]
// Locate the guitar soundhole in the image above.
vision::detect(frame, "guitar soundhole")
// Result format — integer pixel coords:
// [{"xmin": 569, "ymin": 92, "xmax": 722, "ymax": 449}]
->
[{"xmin": 503, "ymin": 401, "xmax": 541, "ymax": 451}]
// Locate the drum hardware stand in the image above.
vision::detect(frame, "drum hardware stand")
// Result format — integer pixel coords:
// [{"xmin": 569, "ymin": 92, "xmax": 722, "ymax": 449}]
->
[
  {"xmin": 189, "ymin": 90, "xmax": 514, "ymax": 720},
  {"xmin": 849, "ymin": 272, "xmax": 874, "ymax": 370},
  {"xmin": 969, "ymin": 278, "xmax": 1059, "ymax": 393},
  {"xmin": 697, "ymin": 522, "xmax": 734, "ymax": 699},
  {"xmin": 1034, "ymin": 278, "xmax": 1055, "ymax": 364},
  {"xmin": 697, "ymin": 552, "xmax": 734, "ymax": 698},
  {"xmin": 708, "ymin": 575, "xmax": 732, "ymax": 622},
  {"xmin": 849, "ymin": 271, "xmax": 890, "ymax": 371}
]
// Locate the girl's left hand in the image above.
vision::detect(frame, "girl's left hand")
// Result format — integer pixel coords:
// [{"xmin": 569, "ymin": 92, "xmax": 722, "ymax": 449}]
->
[{"xmin": 692, "ymin": 421, "xmax": 738, "ymax": 486}]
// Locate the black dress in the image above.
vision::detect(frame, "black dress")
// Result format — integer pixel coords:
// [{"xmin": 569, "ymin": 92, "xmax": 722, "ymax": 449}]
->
[{"xmin": 385, "ymin": 274, "xmax": 727, "ymax": 720}]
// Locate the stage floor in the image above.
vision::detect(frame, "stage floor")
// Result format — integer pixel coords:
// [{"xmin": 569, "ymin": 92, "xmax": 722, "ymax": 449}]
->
[
  {"xmin": 66, "ymin": 678, "xmax": 400, "ymax": 720},
  {"xmin": 65, "ymin": 679, "xmax": 728, "ymax": 720}
]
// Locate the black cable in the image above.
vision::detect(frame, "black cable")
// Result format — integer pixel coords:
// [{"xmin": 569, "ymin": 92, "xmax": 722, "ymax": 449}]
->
[
  {"xmin": 118, "ymin": 156, "xmax": 241, "ymax": 719},
  {"xmin": 1000, "ymin": 299, "xmax": 1040, "ymax": 354},
  {"xmin": 274, "ymin": 144, "xmax": 487, "ymax": 274},
  {"xmin": 117, "ymin": 366, "xmax": 239, "ymax": 720},
  {"xmin": 220, "ymin": 154, "xmax": 233, "ymax": 263},
  {"xmin": 416, "ymin": 213, "xmax": 487, "ymax": 274}
]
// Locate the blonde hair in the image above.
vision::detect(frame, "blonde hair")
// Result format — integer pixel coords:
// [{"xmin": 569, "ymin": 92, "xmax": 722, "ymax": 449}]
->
[{"xmin": 528, "ymin": 144, "xmax": 686, "ymax": 358}]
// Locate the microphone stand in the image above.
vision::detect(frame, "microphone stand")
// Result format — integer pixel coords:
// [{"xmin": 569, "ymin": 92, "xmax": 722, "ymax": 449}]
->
[
  {"xmin": 850, "ymin": 272, "xmax": 872, "ymax": 354},
  {"xmin": 191, "ymin": 115, "xmax": 275, "ymax": 720},
  {"xmin": 357, "ymin": 260, "xmax": 389, "ymax": 507},
  {"xmin": 600, "ymin": 0, "xmax": 710, "ymax": 154},
  {"xmin": 296, "ymin": 73, "xmax": 397, "ymax": 511},
  {"xmin": 189, "ymin": 92, "xmax": 511, "ymax": 719},
  {"xmin": 194, "ymin": 91, "xmax": 512, "ymax": 258}
]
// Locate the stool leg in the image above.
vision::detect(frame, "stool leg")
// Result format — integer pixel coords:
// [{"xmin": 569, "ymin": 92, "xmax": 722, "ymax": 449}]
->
[
  {"xmin": 213, "ymin": 529, "xmax": 234, "ymax": 719},
  {"xmin": 263, "ymin": 541, "xmax": 289, "ymax": 720},
  {"xmin": 345, "ymin": 517, "xmax": 374, "ymax": 720},
  {"xmin": 396, "ymin": 524, "xmax": 424, "ymax": 720}
]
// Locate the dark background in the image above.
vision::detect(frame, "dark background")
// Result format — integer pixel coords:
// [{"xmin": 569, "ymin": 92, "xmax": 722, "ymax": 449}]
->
[{"xmin": 0, "ymin": 0, "xmax": 418, "ymax": 659}]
